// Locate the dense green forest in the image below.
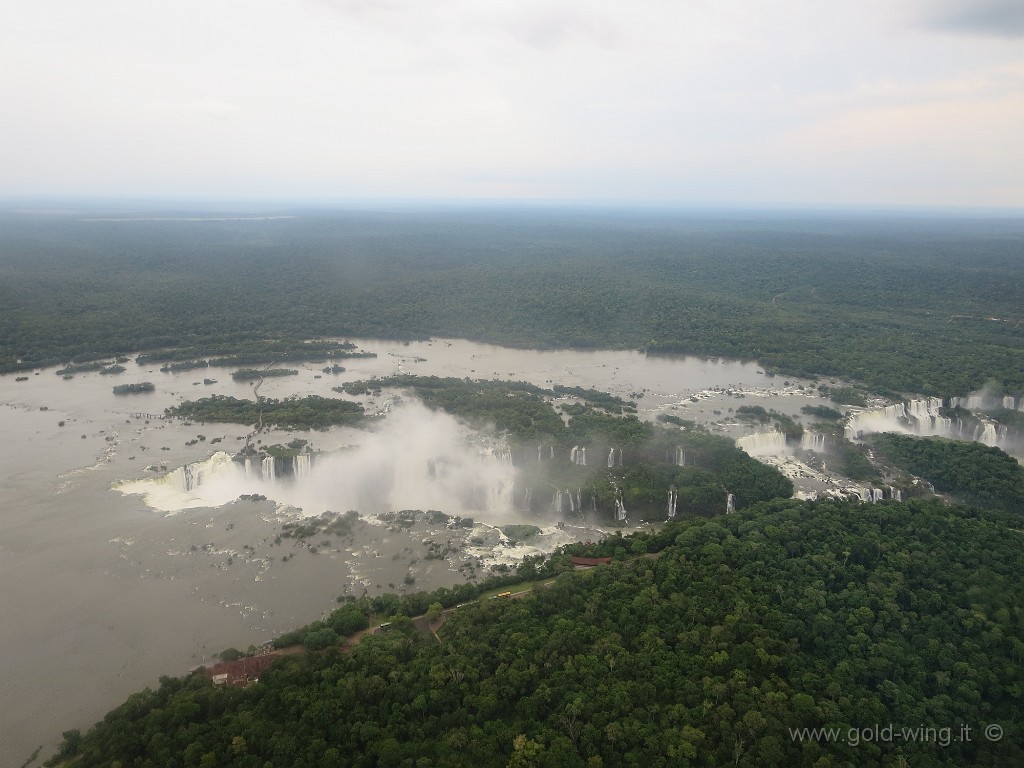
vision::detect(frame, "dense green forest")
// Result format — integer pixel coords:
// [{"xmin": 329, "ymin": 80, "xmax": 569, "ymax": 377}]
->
[
  {"xmin": 169, "ymin": 395, "xmax": 366, "ymax": 430},
  {"xmin": 868, "ymin": 433, "xmax": 1024, "ymax": 512},
  {"xmin": 2, "ymin": 210, "xmax": 1023, "ymax": 395},
  {"xmin": 49, "ymin": 499, "xmax": 1023, "ymax": 767}
]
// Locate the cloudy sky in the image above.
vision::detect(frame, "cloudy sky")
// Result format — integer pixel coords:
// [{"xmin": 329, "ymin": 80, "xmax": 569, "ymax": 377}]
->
[{"xmin": 1, "ymin": 0, "xmax": 1022, "ymax": 208}]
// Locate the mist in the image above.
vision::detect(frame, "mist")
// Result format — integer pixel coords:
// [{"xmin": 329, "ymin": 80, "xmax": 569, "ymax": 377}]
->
[{"xmin": 115, "ymin": 401, "xmax": 520, "ymax": 520}]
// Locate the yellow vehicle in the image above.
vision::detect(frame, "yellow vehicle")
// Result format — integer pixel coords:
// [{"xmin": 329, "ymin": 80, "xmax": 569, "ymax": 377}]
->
[{"xmin": 497, "ymin": 591, "xmax": 513, "ymax": 598}]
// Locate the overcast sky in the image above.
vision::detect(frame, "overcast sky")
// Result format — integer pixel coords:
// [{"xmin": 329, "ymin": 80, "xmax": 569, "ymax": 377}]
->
[{"xmin": 1, "ymin": 0, "xmax": 1022, "ymax": 208}]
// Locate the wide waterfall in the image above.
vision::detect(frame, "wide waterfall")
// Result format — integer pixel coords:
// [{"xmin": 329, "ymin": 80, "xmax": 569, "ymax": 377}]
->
[
  {"xmin": 570, "ymin": 446, "xmax": 587, "ymax": 466},
  {"xmin": 736, "ymin": 430, "xmax": 788, "ymax": 456},
  {"xmin": 261, "ymin": 456, "xmax": 276, "ymax": 482},
  {"xmin": 293, "ymin": 454, "xmax": 311, "ymax": 479},
  {"xmin": 846, "ymin": 398, "xmax": 1008, "ymax": 447}
]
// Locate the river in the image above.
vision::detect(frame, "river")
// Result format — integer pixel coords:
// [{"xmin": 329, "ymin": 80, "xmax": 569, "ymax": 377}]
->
[{"xmin": 0, "ymin": 337, "xmax": 837, "ymax": 764}]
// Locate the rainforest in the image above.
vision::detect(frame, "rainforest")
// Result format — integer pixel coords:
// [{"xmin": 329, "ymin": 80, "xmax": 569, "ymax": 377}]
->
[{"xmin": 1, "ymin": 208, "xmax": 1022, "ymax": 768}]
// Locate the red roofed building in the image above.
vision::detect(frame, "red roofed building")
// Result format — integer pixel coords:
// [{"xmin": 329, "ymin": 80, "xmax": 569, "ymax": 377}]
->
[
  {"xmin": 571, "ymin": 556, "xmax": 613, "ymax": 568},
  {"xmin": 206, "ymin": 655, "xmax": 278, "ymax": 687}
]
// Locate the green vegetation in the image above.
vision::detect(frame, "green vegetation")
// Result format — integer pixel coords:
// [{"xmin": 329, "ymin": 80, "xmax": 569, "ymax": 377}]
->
[
  {"xmin": 735, "ymin": 406, "xmax": 802, "ymax": 439},
  {"xmin": 48, "ymin": 499, "xmax": 1024, "ymax": 767},
  {"xmin": 552, "ymin": 385, "xmax": 637, "ymax": 414},
  {"xmin": 868, "ymin": 433, "xmax": 1024, "ymax": 512},
  {"xmin": 800, "ymin": 404, "xmax": 844, "ymax": 420},
  {"xmin": 112, "ymin": 382, "xmax": 155, "ymax": 395},
  {"xmin": 135, "ymin": 339, "xmax": 367, "ymax": 366},
  {"xmin": 168, "ymin": 394, "xmax": 365, "ymax": 429},
  {"xmin": 819, "ymin": 385, "xmax": 868, "ymax": 407},
  {"xmin": 829, "ymin": 436, "xmax": 882, "ymax": 482},
  {"xmin": 656, "ymin": 413, "xmax": 693, "ymax": 428},
  {"xmin": 340, "ymin": 375, "xmax": 566, "ymax": 439},
  {"xmin": 2, "ymin": 212, "xmax": 1023, "ymax": 396},
  {"xmin": 230, "ymin": 368, "xmax": 299, "ymax": 381},
  {"xmin": 55, "ymin": 361, "xmax": 111, "ymax": 376}
]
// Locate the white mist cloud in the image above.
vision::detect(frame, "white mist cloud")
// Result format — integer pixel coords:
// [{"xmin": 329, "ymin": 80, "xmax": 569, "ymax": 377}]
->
[{"xmin": 115, "ymin": 401, "xmax": 518, "ymax": 519}]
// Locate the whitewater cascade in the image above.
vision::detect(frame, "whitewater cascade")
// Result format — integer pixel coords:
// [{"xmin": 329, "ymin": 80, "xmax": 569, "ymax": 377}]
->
[
  {"xmin": 261, "ymin": 456, "xmax": 276, "ymax": 482},
  {"xmin": 538, "ymin": 445, "xmax": 543, "ymax": 462},
  {"xmin": 551, "ymin": 489, "xmax": 564, "ymax": 515},
  {"xmin": 736, "ymin": 431, "xmax": 788, "ymax": 456},
  {"xmin": 615, "ymin": 496, "xmax": 627, "ymax": 522},
  {"xmin": 244, "ymin": 458, "xmax": 254, "ymax": 478},
  {"xmin": 570, "ymin": 446, "xmax": 587, "ymax": 466},
  {"xmin": 725, "ymin": 493, "xmax": 735, "ymax": 514},
  {"xmin": 522, "ymin": 486, "xmax": 531, "ymax": 512},
  {"xmin": 166, "ymin": 453, "xmax": 256, "ymax": 492},
  {"xmin": 845, "ymin": 398, "xmax": 1008, "ymax": 446},
  {"xmin": 605, "ymin": 447, "xmax": 623, "ymax": 467},
  {"xmin": 674, "ymin": 447, "xmax": 686, "ymax": 467},
  {"xmin": 293, "ymin": 454, "xmax": 311, "ymax": 479},
  {"xmin": 667, "ymin": 486, "xmax": 678, "ymax": 519},
  {"xmin": 800, "ymin": 432, "xmax": 826, "ymax": 451}
]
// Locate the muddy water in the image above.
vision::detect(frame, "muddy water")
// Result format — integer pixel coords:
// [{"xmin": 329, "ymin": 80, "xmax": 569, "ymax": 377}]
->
[{"xmin": 0, "ymin": 339, "xmax": 827, "ymax": 764}]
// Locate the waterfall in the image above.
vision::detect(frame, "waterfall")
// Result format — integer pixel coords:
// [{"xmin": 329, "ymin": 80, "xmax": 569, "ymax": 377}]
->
[
  {"xmin": 244, "ymin": 458, "xmax": 253, "ymax": 478},
  {"xmin": 174, "ymin": 464, "xmax": 195, "ymax": 492},
  {"xmin": 551, "ymin": 489, "xmax": 564, "ymax": 515},
  {"xmin": 522, "ymin": 486, "xmax": 531, "ymax": 512},
  {"xmin": 570, "ymin": 446, "xmax": 578, "ymax": 464},
  {"xmin": 800, "ymin": 432, "xmax": 826, "ymax": 451},
  {"xmin": 725, "ymin": 493, "xmax": 735, "ymax": 514},
  {"xmin": 736, "ymin": 431, "xmax": 787, "ymax": 456},
  {"xmin": 608, "ymin": 447, "xmax": 615, "ymax": 468},
  {"xmin": 162, "ymin": 452, "xmax": 239, "ymax": 493},
  {"xmin": 550, "ymin": 446, "xmax": 554, "ymax": 460},
  {"xmin": 889, "ymin": 486, "xmax": 902, "ymax": 502},
  {"xmin": 667, "ymin": 486, "xmax": 678, "ymax": 519},
  {"xmin": 293, "ymin": 454, "xmax": 311, "ymax": 480},
  {"xmin": 538, "ymin": 445, "xmax": 543, "ymax": 462},
  {"xmin": 262, "ymin": 456, "xmax": 275, "ymax": 482},
  {"xmin": 674, "ymin": 447, "xmax": 686, "ymax": 467},
  {"xmin": 978, "ymin": 422, "xmax": 999, "ymax": 446},
  {"xmin": 1003, "ymin": 396, "xmax": 1016, "ymax": 410},
  {"xmin": 845, "ymin": 397, "xmax": 997, "ymax": 443},
  {"xmin": 615, "ymin": 496, "xmax": 627, "ymax": 522}
]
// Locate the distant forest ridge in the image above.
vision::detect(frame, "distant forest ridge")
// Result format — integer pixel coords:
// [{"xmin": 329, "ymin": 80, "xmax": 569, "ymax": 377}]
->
[{"xmin": 1, "ymin": 209, "xmax": 1022, "ymax": 395}]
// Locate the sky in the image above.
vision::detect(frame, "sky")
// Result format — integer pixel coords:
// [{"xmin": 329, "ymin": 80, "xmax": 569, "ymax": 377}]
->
[{"xmin": 1, "ymin": 0, "xmax": 1022, "ymax": 208}]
